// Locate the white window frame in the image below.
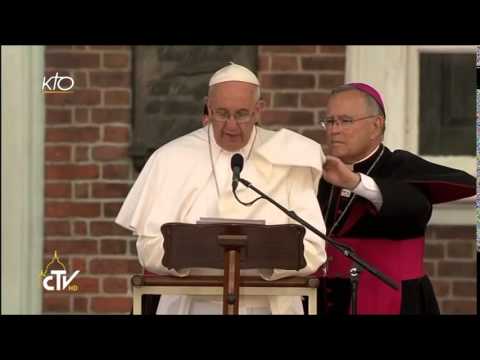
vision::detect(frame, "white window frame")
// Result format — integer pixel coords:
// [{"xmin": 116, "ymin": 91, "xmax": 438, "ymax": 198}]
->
[
  {"xmin": 346, "ymin": 46, "xmax": 476, "ymax": 226},
  {"xmin": 406, "ymin": 45, "xmax": 476, "ymax": 176}
]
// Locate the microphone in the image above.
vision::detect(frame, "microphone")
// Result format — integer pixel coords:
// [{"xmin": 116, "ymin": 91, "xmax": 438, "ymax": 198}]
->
[{"xmin": 231, "ymin": 153, "xmax": 244, "ymax": 192}]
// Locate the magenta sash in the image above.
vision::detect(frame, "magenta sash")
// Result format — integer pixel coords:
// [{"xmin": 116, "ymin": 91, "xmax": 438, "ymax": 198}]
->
[{"xmin": 323, "ymin": 236, "xmax": 425, "ymax": 314}]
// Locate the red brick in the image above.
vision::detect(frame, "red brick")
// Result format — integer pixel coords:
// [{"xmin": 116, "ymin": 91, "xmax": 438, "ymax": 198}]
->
[
  {"xmin": 46, "ymin": 127, "xmax": 99, "ymax": 143},
  {"xmin": 45, "ymin": 202, "xmax": 100, "ymax": 218},
  {"xmin": 90, "ymin": 258, "xmax": 127, "ymax": 274},
  {"xmin": 103, "ymin": 202, "xmax": 123, "ymax": 218},
  {"xmin": 46, "ymin": 46, "xmax": 74, "ymax": 51},
  {"xmin": 261, "ymin": 46, "xmax": 316, "ymax": 54},
  {"xmin": 258, "ymin": 55, "xmax": 270, "ymax": 71},
  {"xmin": 72, "ymin": 258, "xmax": 87, "ymax": 272},
  {"xmin": 75, "ymin": 146, "xmax": 90, "ymax": 162},
  {"xmin": 89, "ymin": 46, "xmax": 129, "ymax": 50},
  {"xmin": 73, "ymin": 297, "xmax": 87, "ymax": 312},
  {"xmin": 90, "ymin": 259, "xmax": 141, "ymax": 274},
  {"xmin": 442, "ymin": 300, "xmax": 476, "ymax": 314},
  {"xmin": 431, "ymin": 225, "xmax": 475, "ymax": 240},
  {"xmin": 90, "ymin": 221, "xmax": 132, "ymax": 236},
  {"xmin": 318, "ymin": 109, "xmax": 327, "ymax": 120},
  {"xmin": 46, "ymin": 164, "xmax": 99, "ymax": 180},
  {"xmin": 104, "ymin": 90, "xmax": 131, "ymax": 106},
  {"xmin": 431, "ymin": 279, "xmax": 451, "ymax": 297},
  {"xmin": 301, "ymin": 129, "xmax": 326, "ymax": 144},
  {"xmin": 261, "ymin": 110, "xmax": 314, "ymax": 126},
  {"xmin": 273, "ymin": 93, "xmax": 298, "ymax": 107},
  {"xmin": 43, "ymin": 295, "xmax": 70, "ymax": 313},
  {"xmin": 425, "ymin": 226, "xmax": 435, "ymax": 238},
  {"xmin": 92, "ymin": 183, "xmax": 131, "ymax": 198},
  {"xmin": 91, "ymin": 297, "xmax": 132, "ymax": 313},
  {"xmin": 103, "ymin": 277, "xmax": 128, "ymax": 293},
  {"xmin": 261, "ymin": 74, "xmax": 315, "ymax": 89},
  {"xmin": 45, "ymin": 240, "xmax": 98, "ymax": 254},
  {"xmin": 424, "ymin": 260, "xmax": 436, "ymax": 277},
  {"xmin": 302, "ymin": 56, "xmax": 346, "ymax": 71},
  {"xmin": 452, "ymin": 281, "xmax": 476, "ymax": 297},
  {"xmin": 447, "ymin": 242, "xmax": 474, "ymax": 259},
  {"xmin": 271, "ymin": 56, "xmax": 298, "ymax": 71},
  {"xmin": 260, "ymin": 92, "xmax": 271, "ymax": 108},
  {"xmin": 104, "ymin": 126, "xmax": 130, "ymax": 142},
  {"xmin": 425, "ymin": 243, "xmax": 445, "ymax": 259},
  {"xmin": 437, "ymin": 261, "xmax": 476, "ymax": 277},
  {"xmin": 46, "ymin": 109, "xmax": 72, "ymax": 124},
  {"xmin": 75, "ymin": 277, "xmax": 99, "ymax": 293},
  {"xmin": 75, "ymin": 108, "xmax": 89, "ymax": 123},
  {"xmin": 92, "ymin": 146, "xmax": 129, "ymax": 161},
  {"xmin": 90, "ymin": 71, "xmax": 131, "ymax": 87},
  {"xmin": 128, "ymin": 259, "xmax": 142, "ymax": 274},
  {"xmin": 45, "ymin": 146, "xmax": 71, "ymax": 162},
  {"xmin": 45, "ymin": 52, "xmax": 100, "ymax": 68},
  {"xmin": 319, "ymin": 46, "xmax": 346, "ymax": 54},
  {"xmin": 101, "ymin": 239, "xmax": 127, "ymax": 254},
  {"xmin": 318, "ymin": 74, "xmax": 345, "ymax": 89},
  {"xmin": 301, "ymin": 92, "xmax": 330, "ymax": 108},
  {"xmin": 103, "ymin": 53, "xmax": 129, "ymax": 68},
  {"xmin": 45, "ymin": 183, "xmax": 71, "ymax": 198},
  {"xmin": 45, "ymin": 89, "xmax": 101, "ymax": 106},
  {"xmin": 74, "ymin": 183, "xmax": 89, "ymax": 198},
  {"xmin": 45, "ymin": 221, "xmax": 71, "ymax": 236},
  {"xmin": 102, "ymin": 164, "xmax": 130, "ymax": 180},
  {"xmin": 73, "ymin": 71, "xmax": 88, "ymax": 87},
  {"xmin": 91, "ymin": 109, "xmax": 130, "ymax": 123},
  {"xmin": 74, "ymin": 221, "xmax": 88, "ymax": 236}
]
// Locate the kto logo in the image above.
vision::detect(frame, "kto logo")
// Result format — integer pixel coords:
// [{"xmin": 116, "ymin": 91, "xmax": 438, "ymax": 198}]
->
[
  {"xmin": 40, "ymin": 250, "xmax": 80, "ymax": 292},
  {"xmin": 42, "ymin": 72, "xmax": 75, "ymax": 93}
]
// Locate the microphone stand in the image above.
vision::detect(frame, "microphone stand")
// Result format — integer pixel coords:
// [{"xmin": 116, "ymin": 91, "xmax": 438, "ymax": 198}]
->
[{"xmin": 234, "ymin": 176, "xmax": 399, "ymax": 315}]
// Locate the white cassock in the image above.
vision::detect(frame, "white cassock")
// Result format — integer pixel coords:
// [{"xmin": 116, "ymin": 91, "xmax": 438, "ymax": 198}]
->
[{"xmin": 115, "ymin": 124, "xmax": 327, "ymax": 314}]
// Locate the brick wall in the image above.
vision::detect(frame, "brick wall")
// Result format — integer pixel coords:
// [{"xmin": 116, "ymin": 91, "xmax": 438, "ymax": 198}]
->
[
  {"xmin": 425, "ymin": 225, "xmax": 476, "ymax": 314},
  {"xmin": 42, "ymin": 45, "xmax": 476, "ymax": 314},
  {"xmin": 43, "ymin": 45, "xmax": 138, "ymax": 314},
  {"xmin": 258, "ymin": 45, "xmax": 345, "ymax": 143}
]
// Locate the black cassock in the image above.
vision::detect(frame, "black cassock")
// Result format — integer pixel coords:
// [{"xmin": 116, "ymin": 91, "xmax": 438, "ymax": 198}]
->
[{"xmin": 313, "ymin": 144, "xmax": 475, "ymax": 314}]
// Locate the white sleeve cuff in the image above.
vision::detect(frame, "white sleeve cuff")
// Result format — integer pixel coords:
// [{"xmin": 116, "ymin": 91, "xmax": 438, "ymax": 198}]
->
[{"xmin": 352, "ymin": 173, "xmax": 383, "ymax": 211}]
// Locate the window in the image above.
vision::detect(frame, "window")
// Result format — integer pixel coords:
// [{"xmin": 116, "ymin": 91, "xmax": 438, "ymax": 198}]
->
[
  {"xmin": 346, "ymin": 46, "xmax": 476, "ymax": 225},
  {"xmin": 407, "ymin": 46, "xmax": 476, "ymax": 175},
  {"xmin": 419, "ymin": 52, "xmax": 475, "ymax": 156}
]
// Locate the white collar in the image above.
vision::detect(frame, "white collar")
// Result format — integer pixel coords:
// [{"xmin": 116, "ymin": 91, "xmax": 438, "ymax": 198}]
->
[{"xmin": 352, "ymin": 144, "xmax": 381, "ymax": 165}]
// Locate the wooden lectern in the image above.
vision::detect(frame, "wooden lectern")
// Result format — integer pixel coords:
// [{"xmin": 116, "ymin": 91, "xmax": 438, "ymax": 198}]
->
[{"xmin": 131, "ymin": 222, "xmax": 319, "ymax": 315}]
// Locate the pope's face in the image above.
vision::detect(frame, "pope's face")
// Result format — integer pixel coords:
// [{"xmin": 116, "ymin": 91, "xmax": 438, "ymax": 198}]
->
[{"xmin": 208, "ymin": 81, "xmax": 260, "ymax": 152}]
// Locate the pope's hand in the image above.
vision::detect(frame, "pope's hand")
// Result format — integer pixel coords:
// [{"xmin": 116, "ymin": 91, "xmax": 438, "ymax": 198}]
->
[{"xmin": 323, "ymin": 156, "xmax": 361, "ymax": 190}]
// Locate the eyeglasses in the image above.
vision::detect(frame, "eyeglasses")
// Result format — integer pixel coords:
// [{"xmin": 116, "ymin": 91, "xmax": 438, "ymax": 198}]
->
[
  {"xmin": 211, "ymin": 109, "xmax": 254, "ymax": 124},
  {"xmin": 320, "ymin": 114, "xmax": 378, "ymax": 129}
]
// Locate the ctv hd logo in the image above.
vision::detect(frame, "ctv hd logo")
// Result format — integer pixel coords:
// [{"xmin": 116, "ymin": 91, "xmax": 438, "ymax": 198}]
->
[
  {"xmin": 42, "ymin": 72, "xmax": 75, "ymax": 93},
  {"xmin": 40, "ymin": 250, "xmax": 80, "ymax": 292}
]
